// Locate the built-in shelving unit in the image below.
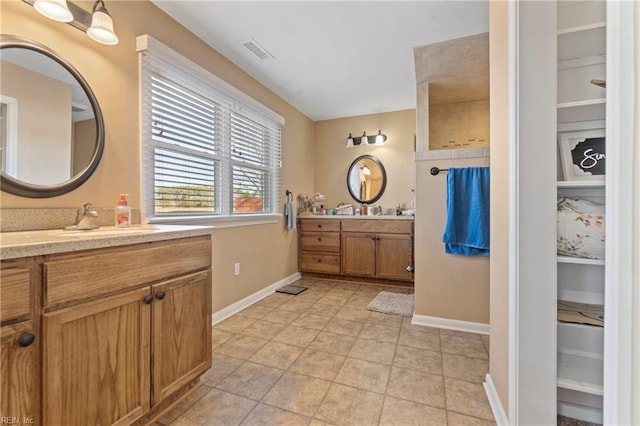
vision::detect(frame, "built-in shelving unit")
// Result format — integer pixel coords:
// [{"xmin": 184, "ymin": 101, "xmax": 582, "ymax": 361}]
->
[{"xmin": 556, "ymin": 0, "xmax": 607, "ymax": 423}]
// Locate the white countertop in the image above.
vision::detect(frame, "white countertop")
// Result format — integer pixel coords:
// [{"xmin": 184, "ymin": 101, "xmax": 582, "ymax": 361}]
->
[
  {"xmin": 0, "ymin": 225, "xmax": 214, "ymax": 260},
  {"xmin": 298, "ymin": 214, "xmax": 414, "ymax": 220}
]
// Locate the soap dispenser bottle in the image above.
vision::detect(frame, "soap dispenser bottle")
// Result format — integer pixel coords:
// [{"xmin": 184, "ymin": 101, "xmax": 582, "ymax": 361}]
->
[{"xmin": 115, "ymin": 194, "xmax": 131, "ymax": 227}]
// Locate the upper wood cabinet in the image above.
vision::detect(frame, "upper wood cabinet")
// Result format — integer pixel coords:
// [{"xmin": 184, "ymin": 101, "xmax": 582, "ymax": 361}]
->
[{"xmin": 298, "ymin": 217, "xmax": 414, "ymax": 284}]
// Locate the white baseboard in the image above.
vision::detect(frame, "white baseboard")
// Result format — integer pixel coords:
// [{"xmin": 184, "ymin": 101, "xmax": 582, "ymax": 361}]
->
[
  {"xmin": 484, "ymin": 373, "xmax": 508, "ymax": 426},
  {"xmin": 558, "ymin": 401, "xmax": 603, "ymax": 424},
  {"xmin": 212, "ymin": 272, "xmax": 301, "ymax": 325},
  {"xmin": 411, "ymin": 313, "xmax": 490, "ymax": 335}
]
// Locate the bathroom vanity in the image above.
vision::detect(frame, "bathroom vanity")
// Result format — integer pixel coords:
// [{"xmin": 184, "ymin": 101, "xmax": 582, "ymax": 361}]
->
[
  {"xmin": 0, "ymin": 225, "xmax": 213, "ymax": 425},
  {"xmin": 298, "ymin": 216, "xmax": 414, "ymax": 285}
]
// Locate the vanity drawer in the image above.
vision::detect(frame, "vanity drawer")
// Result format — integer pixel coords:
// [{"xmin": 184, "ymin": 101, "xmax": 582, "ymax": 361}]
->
[
  {"xmin": 299, "ymin": 219, "xmax": 340, "ymax": 233},
  {"xmin": 0, "ymin": 267, "xmax": 32, "ymax": 323},
  {"xmin": 300, "ymin": 232, "xmax": 340, "ymax": 253},
  {"xmin": 341, "ymin": 219, "xmax": 412, "ymax": 234},
  {"xmin": 300, "ymin": 253, "xmax": 341, "ymax": 274},
  {"xmin": 44, "ymin": 236, "xmax": 212, "ymax": 307}
]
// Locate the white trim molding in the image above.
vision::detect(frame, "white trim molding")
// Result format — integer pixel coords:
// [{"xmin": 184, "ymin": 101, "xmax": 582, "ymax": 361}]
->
[
  {"xmin": 411, "ymin": 314, "xmax": 489, "ymax": 335},
  {"xmin": 484, "ymin": 374, "xmax": 509, "ymax": 426},
  {"xmin": 212, "ymin": 272, "xmax": 301, "ymax": 325}
]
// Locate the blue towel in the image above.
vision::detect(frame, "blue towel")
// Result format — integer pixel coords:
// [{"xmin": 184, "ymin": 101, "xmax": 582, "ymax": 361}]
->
[
  {"xmin": 442, "ymin": 167, "xmax": 490, "ymax": 256},
  {"xmin": 285, "ymin": 201, "xmax": 296, "ymax": 230}
]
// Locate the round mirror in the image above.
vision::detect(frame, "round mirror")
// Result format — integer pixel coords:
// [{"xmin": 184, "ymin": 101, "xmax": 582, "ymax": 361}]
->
[
  {"xmin": 346, "ymin": 155, "xmax": 387, "ymax": 204},
  {"xmin": 0, "ymin": 35, "xmax": 104, "ymax": 198}
]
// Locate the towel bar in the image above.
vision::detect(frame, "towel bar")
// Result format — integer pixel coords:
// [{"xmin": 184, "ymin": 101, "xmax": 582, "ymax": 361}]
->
[{"xmin": 430, "ymin": 167, "xmax": 449, "ymax": 176}]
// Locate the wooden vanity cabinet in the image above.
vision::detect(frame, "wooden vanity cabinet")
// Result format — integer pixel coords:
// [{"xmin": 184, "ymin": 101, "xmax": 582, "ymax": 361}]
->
[
  {"xmin": 40, "ymin": 236, "xmax": 212, "ymax": 425},
  {"xmin": 0, "ymin": 259, "xmax": 39, "ymax": 424}
]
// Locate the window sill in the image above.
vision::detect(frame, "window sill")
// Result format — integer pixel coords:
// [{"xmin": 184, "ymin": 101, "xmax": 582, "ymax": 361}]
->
[{"xmin": 146, "ymin": 214, "xmax": 281, "ymax": 229}]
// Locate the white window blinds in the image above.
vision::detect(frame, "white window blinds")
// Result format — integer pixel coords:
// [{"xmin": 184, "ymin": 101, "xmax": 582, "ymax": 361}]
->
[{"xmin": 137, "ymin": 35, "xmax": 283, "ymax": 224}]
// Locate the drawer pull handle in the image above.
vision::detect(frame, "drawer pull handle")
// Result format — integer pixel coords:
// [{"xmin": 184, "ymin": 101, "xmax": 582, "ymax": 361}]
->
[
  {"xmin": 317, "ymin": 225, "xmax": 322, "ymax": 228},
  {"xmin": 317, "ymin": 259, "xmax": 322, "ymax": 263},
  {"xmin": 143, "ymin": 295, "xmax": 154, "ymax": 305},
  {"xmin": 18, "ymin": 333, "xmax": 35, "ymax": 347},
  {"xmin": 317, "ymin": 238, "xmax": 322, "ymax": 241},
  {"xmin": 156, "ymin": 291, "xmax": 166, "ymax": 300}
]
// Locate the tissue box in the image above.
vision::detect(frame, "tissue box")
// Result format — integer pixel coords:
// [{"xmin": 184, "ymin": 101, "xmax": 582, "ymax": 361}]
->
[{"xmin": 557, "ymin": 197, "xmax": 605, "ymax": 260}]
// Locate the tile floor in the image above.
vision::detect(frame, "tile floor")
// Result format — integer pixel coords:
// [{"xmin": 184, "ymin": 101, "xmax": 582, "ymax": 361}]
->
[{"xmin": 156, "ymin": 278, "xmax": 495, "ymax": 426}]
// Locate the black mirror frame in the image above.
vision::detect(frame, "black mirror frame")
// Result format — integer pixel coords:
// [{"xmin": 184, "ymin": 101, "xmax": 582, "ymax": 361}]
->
[
  {"xmin": 0, "ymin": 34, "xmax": 105, "ymax": 198},
  {"xmin": 346, "ymin": 154, "xmax": 387, "ymax": 205}
]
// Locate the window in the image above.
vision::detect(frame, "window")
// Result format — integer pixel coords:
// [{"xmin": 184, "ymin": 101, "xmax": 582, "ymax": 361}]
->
[{"xmin": 137, "ymin": 35, "xmax": 284, "ymax": 226}]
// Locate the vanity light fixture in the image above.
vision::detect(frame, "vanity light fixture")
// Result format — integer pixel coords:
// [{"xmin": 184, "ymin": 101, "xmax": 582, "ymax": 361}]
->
[
  {"xmin": 33, "ymin": 0, "xmax": 73, "ymax": 22},
  {"xmin": 24, "ymin": 0, "xmax": 119, "ymax": 46},
  {"xmin": 345, "ymin": 130, "xmax": 387, "ymax": 148}
]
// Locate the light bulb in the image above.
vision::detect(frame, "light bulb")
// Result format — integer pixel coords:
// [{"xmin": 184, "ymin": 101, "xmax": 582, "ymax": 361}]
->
[
  {"xmin": 346, "ymin": 133, "xmax": 354, "ymax": 148},
  {"xmin": 375, "ymin": 130, "xmax": 386, "ymax": 145},
  {"xmin": 362, "ymin": 132, "xmax": 368, "ymax": 145}
]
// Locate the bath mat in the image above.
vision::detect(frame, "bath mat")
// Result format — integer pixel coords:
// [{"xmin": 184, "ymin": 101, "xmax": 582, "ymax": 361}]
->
[{"xmin": 366, "ymin": 291, "xmax": 414, "ymax": 317}]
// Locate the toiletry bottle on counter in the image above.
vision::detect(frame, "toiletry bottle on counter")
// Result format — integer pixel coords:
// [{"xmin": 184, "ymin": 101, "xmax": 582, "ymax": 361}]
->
[
  {"xmin": 115, "ymin": 194, "xmax": 131, "ymax": 227},
  {"xmin": 396, "ymin": 202, "xmax": 402, "ymax": 216}
]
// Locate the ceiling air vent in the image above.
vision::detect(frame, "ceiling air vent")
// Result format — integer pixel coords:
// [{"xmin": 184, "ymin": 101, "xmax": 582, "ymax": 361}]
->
[{"xmin": 241, "ymin": 38, "xmax": 274, "ymax": 60}]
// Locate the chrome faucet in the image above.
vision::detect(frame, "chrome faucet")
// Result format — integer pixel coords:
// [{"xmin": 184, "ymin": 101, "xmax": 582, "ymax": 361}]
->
[{"xmin": 75, "ymin": 203, "xmax": 99, "ymax": 230}]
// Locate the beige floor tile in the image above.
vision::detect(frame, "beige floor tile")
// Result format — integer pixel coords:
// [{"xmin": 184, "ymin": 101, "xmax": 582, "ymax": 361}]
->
[
  {"xmin": 382, "ymin": 286, "xmax": 412, "ymax": 294},
  {"xmin": 295, "ymin": 291, "xmax": 327, "ymax": 303},
  {"xmin": 398, "ymin": 328, "xmax": 441, "ymax": 351},
  {"xmin": 379, "ymin": 396, "xmax": 447, "ymax": 426},
  {"xmin": 334, "ymin": 358, "xmax": 391, "ymax": 394},
  {"xmin": 273, "ymin": 325, "xmax": 320, "ymax": 347},
  {"xmin": 444, "ymin": 378, "xmax": 494, "ymax": 421},
  {"xmin": 279, "ymin": 299, "xmax": 315, "ymax": 313},
  {"xmin": 367, "ymin": 311, "xmax": 404, "ymax": 328},
  {"xmin": 236, "ymin": 305, "xmax": 274, "ymax": 320},
  {"xmin": 349, "ymin": 338, "xmax": 396, "ymax": 365},
  {"xmin": 309, "ymin": 420, "xmax": 335, "ymax": 426},
  {"xmin": 335, "ymin": 306, "xmax": 371, "ymax": 322},
  {"xmin": 261, "ymin": 309, "xmax": 301, "ymax": 325},
  {"xmin": 200, "ymin": 354, "xmax": 243, "ymax": 387},
  {"xmin": 241, "ymin": 404, "xmax": 312, "ymax": 426},
  {"xmin": 401, "ymin": 317, "xmax": 441, "ymax": 334},
  {"xmin": 326, "ymin": 288, "xmax": 357, "ymax": 298},
  {"xmin": 359, "ymin": 323, "xmax": 401, "ymax": 343},
  {"xmin": 214, "ymin": 334, "xmax": 269, "ymax": 360},
  {"xmin": 440, "ymin": 329, "xmax": 483, "ymax": 340},
  {"xmin": 212, "ymin": 329, "xmax": 235, "ymax": 349},
  {"xmin": 324, "ymin": 318, "xmax": 364, "ymax": 337},
  {"xmin": 293, "ymin": 312, "xmax": 333, "ymax": 330},
  {"xmin": 216, "ymin": 361, "xmax": 284, "ymax": 400},
  {"xmin": 442, "ymin": 354, "xmax": 489, "ymax": 384},
  {"xmin": 215, "ymin": 316, "xmax": 257, "ymax": 333},
  {"xmin": 289, "ymin": 348, "xmax": 346, "ymax": 381},
  {"xmin": 386, "ymin": 366, "xmax": 446, "ymax": 408},
  {"xmin": 169, "ymin": 388, "xmax": 256, "ymax": 426},
  {"xmin": 344, "ymin": 295, "xmax": 377, "ymax": 309},
  {"xmin": 240, "ymin": 320, "xmax": 288, "ymax": 340},
  {"xmin": 249, "ymin": 341, "xmax": 303, "ymax": 369},
  {"xmin": 306, "ymin": 303, "xmax": 342, "ymax": 317},
  {"xmin": 155, "ymin": 384, "xmax": 213, "ymax": 425},
  {"xmin": 308, "ymin": 331, "xmax": 357, "ymax": 356},
  {"xmin": 262, "ymin": 371, "xmax": 331, "ymax": 417},
  {"xmin": 440, "ymin": 335, "xmax": 489, "ymax": 360},
  {"xmin": 253, "ymin": 295, "xmax": 286, "ymax": 309},
  {"xmin": 447, "ymin": 411, "xmax": 496, "ymax": 425},
  {"xmin": 315, "ymin": 383, "xmax": 384, "ymax": 426},
  {"xmin": 317, "ymin": 294, "xmax": 349, "ymax": 307},
  {"xmin": 333, "ymin": 282, "xmax": 361, "ymax": 291},
  {"xmin": 393, "ymin": 345, "xmax": 443, "ymax": 375}
]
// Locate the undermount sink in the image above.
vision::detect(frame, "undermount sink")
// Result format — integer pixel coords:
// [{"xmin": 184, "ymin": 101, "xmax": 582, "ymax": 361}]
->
[{"xmin": 51, "ymin": 226, "xmax": 157, "ymax": 238}]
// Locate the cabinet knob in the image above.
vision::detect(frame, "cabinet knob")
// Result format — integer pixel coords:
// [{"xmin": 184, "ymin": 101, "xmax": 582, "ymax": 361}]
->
[
  {"xmin": 18, "ymin": 333, "xmax": 35, "ymax": 347},
  {"xmin": 317, "ymin": 224, "xmax": 322, "ymax": 228},
  {"xmin": 317, "ymin": 237, "xmax": 322, "ymax": 242},
  {"xmin": 317, "ymin": 258, "xmax": 322, "ymax": 263},
  {"xmin": 143, "ymin": 295, "xmax": 153, "ymax": 304},
  {"xmin": 156, "ymin": 291, "xmax": 166, "ymax": 300}
]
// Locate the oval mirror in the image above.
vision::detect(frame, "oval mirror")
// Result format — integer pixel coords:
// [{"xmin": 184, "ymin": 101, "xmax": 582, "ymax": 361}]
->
[
  {"xmin": 0, "ymin": 34, "xmax": 104, "ymax": 198},
  {"xmin": 346, "ymin": 155, "xmax": 387, "ymax": 204}
]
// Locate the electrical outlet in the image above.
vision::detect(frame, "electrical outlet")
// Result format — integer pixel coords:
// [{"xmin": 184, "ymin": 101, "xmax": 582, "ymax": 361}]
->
[{"xmin": 234, "ymin": 262, "xmax": 240, "ymax": 276}]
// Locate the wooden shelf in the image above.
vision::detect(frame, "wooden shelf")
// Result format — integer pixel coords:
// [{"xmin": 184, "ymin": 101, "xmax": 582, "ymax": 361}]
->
[
  {"xmin": 557, "ymin": 180, "xmax": 605, "ymax": 189},
  {"xmin": 558, "ymin": 256, "xmax": 605, "ymax": 266},
  {"xmin": 557, "ymin": 352, "xmax": 603, "ymax": 396}
]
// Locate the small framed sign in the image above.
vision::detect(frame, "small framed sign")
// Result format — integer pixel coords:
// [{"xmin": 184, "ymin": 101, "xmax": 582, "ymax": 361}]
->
[{"xmin": 558, "ymin": 129, "xmax": 606, "ymax": 181}]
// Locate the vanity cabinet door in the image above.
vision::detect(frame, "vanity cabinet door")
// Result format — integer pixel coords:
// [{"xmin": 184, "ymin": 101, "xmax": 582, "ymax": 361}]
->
[
  {"xmin": 151, "ymin": 270, "xmax": 211, "ymax": 406},
  {"xmin": 1, "ymin": 321, "xmax": 38, "ymax": 424},
  {"xmin": 376, "ymin": 234, "xmax": 414, "ymax": 281},
  {"xmin": 342, "ymin": 233, "xmax": 376, "ymax": 277},
  {"xmin": 43, "ymin": 287, "xmax": 151, "ymax": 426}
]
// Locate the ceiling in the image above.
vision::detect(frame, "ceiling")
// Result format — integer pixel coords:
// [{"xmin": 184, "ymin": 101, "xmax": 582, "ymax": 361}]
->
[{"xmin": 152, "ymin": 1, "xmax": 489, "ymax": 121}]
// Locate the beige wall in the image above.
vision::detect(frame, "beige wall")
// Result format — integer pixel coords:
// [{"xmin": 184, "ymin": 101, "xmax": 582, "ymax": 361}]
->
[
  {"xmin": 0, "ymin": 1, "xmax": 315, "ymax": 313},
  {"xmin": 429, "ymin": 99, "xmax": 489, "ymax": 150},
  {"xmin": 314, "ymin": 110, "xmax": 416, "ymax": 213},
  {"xmin": 72, "ymin": 119, "xmax": 97, "ymax": 175},
  {"xmin": 414, "ymin": 158, "xmax": 490, "ymax": 323},
  {"xmin": 489, "ymin": 0, "xmax": 510, "ymax": 411},
  {"xmin": 1, "ymin": 61, "xmax": 72, "ymax": 184}
]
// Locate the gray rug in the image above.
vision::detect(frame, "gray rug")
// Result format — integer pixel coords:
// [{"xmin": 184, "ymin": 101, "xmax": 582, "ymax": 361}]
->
[{"xmin": 366, "ymin": 291, "xmax": 414, "ymax": 317}]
